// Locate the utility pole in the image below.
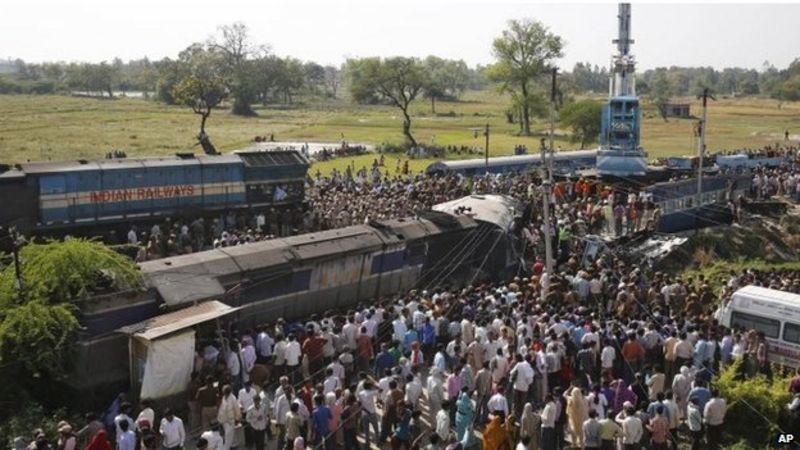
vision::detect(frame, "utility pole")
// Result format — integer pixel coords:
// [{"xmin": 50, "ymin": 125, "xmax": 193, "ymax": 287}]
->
[
  {"xmin": 9, "ymin": 227, "xmax": 24, "ymax": 296},
  {"xmin": 539, "ymin": 139, "xmax": 554, "ymax": 297},
  {"xmin": 548, "ymin": 68, "xmax": 558, "ymax": 182},
  {"xmin": 484, "ymin": 123, "xmax": 490, "ymax": 172},
  {"xmin": 697, "ymin": 87, "xmax": 715, "ymax": 198}
]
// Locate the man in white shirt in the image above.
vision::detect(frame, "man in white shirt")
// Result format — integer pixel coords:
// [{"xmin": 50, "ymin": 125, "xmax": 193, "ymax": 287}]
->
[
  {"xmin": 540, "ymin": 394, "xmax": 557, "ymax": 450},
  {"xmin": 435, "ymin": 401, "xmax": 451, "ymax": 442},
  {"xmin": 284, "ymin": 334, "xmax": 301, "ymax": 384},
  {"xmin": 226, "ymin": 344, "xmax": 242, "ymax": 389},
  {"xmin": 342, "ymin": 317, "xmax": 358, "ymax": 350},
  {"xmin": 217, "ymin": 386, "xmax": 241, "ymax": 450},
  {"xmin": 246, "ymin": 396, "xmax": 270, "ymax": 450},
  {"xmin": 357, "ymin": 381, "xmax": 380, "ymax": 449},
  {"xmin": 158, "ymin": 409, "xmax": 186, "ymax": 450},
  {"xmin": 601, "ymin": 340, "xmax": 616, "ymax": 378},
  {"xmin": 117, "ymin": 420, "xmax": 136, "ymax": 450},
  {"xmin": 510, "ymin": 354, "xmax": 534, "ymax": 418},
  {"xmin": 272, "ymin": 387, "xmax": 292, "ymax": 450},
  {"xmin": 703, "ymin": 390, "xmax": 727, "ymax": 449},
  {"xmin": 200, "ymin": 425, "xmax": 224, "ymax": 450},
  {"xmin": 114, "ymin": 403, "xmax": 135, "ymax": 447},
  {"xmin": 663, "ymin": 391, "xmax": 680, "ymax": 446},
  {"xmin": 487, "ymin": 385, "xmax": 509, "ymax": 418},
  {"xmin": 234, "ymin": 378, "xmax": 254, "ymax": 412},
  {"xmin": 615, "ymin": 405, "xmax": 643, "ymax": 450},
  {"xmin": 405, "ymin": 373, "xmax": 423, "ymax": 409},
  {"xmin": 323, "ymin": 368, "xmax": 341, "ymax": 395},
  {"xmin": 255, "ymin": 328, "xmax": 273, "ymax": 364},
  {"xmin": 393, "ymin": 314, "xmax": 408, "ymax": 343}
]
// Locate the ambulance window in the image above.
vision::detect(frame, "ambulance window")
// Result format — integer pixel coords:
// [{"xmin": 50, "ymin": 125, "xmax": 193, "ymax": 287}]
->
[
  {"xmin": 784, "ymin": 322, "xmax": 800, "ymax": 344},
  {"xmin": 730, "ymin": 311, "xmax": 779, "ymax": 339}
]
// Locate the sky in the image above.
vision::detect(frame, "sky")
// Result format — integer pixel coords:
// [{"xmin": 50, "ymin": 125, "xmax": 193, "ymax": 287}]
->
[{"xmin": 2, "ymin": 0, "xmax": 799, "ymax": 71}]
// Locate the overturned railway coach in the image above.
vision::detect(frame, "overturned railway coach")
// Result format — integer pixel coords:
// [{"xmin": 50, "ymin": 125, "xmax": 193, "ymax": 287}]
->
[
  {"xmin": 0, "ymin": 150, "xmax": 309, "ymax": 234},
  {"xmin": 69, "ymin": 195, "xmax": 523, "ymax": 393}
]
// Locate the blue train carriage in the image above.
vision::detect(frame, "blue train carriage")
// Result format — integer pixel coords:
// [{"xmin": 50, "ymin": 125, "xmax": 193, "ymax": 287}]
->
[
  {"xmin": 646, "ymin": 174, "xmax": 752, "ymax": 233},
  {"xmin": 0, "ymin": 150, "xmax": 309, "ymax": 232},
  {"xmin": 0, "ymin": 165, "xmax": 38, "ymax": 230},
  {"xmin": 137, "ymin": 215, "xmax": 479, "ymax": 326},
  {"xmin": 425, "ymin": 150, "xmax": 598, "ymax": 177},
  {"xmin": 236, "ymin": 150, "xmax": 310, "ymax": 206},
  {"xmin": 432, "ymin": 194, "xmax": 524, "ymax": 281},
  {"xmin": 19, "ymin": 154, "xmax": 243, "ymax": 228},
  {"xmin": 715, "ymin": 153, "xmax": 792, "ymax": 171}
]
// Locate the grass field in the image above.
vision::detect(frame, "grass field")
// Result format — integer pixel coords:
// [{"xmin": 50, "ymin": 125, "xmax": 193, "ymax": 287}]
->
[{"xmin": 1, "ymin": 90, "xmax": 799, "ymax": 176}]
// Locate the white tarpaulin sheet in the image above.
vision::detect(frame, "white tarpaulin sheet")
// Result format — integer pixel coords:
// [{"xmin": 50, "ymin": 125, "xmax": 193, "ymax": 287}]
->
[{"xmin": 140, "ymin": 330, "xmax": 195, "ymax": 400}]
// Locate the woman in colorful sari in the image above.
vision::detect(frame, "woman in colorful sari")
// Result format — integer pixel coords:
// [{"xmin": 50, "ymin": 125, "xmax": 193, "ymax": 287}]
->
[
  {"xmin": 609, "ymin": 378, "xmax": 638, "ymax": 416},
  {"xmin": 481, "ymin": 415, "xmax": 509, "ymax": 450},
  {"xmin": 455, "ymin": 388, "xmax": 476, "ymax": 448}
]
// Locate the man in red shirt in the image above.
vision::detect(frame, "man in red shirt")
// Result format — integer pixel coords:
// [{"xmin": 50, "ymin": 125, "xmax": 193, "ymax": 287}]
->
[
  {"xmin": 356, "ymin": 326, "xmax": 373, "ymax": 374},
  {"xmin": 621, "ymin": 333, "xmax": 644, "ymax": 383},
  {"xmin": 302, "ymin": 328, "xmax": 327, "ymax": 382}
]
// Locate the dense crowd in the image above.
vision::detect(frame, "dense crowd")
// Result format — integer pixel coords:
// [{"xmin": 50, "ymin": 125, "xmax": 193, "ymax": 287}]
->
[
  {"xmin": 17, "ymin": 144, "xmax": 800, "ymax": 450},
  {"xmin": 129, "ymin": 166, "xmax": 664, "ymax": 263},
  {"xmin": 116, "ymin": 141, "xmax": 800, "ymax": 262},
  {"xmin": 28, "ymin": 256, "xmax": 800, "ymax": 450}
]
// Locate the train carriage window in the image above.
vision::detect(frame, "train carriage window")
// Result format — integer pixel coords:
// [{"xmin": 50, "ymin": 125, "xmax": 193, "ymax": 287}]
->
[
  {"xmin": 730, "ymin": 311, "xmax": 780, "ymax": 339},
  {"xmin": 783, "ymin": 322, "xmax": 800, "ymax": 344}
]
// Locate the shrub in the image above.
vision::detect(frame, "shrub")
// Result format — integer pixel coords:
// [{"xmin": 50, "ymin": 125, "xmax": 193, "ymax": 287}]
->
[{"xmin": 715, "ymin": 358, "xmax": 793, "ymax": 447}]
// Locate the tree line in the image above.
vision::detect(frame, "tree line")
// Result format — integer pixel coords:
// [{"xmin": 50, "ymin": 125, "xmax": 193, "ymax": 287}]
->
[{"xmin": 1, "ymin": 21, "xmax": 799, "ymax": 147}]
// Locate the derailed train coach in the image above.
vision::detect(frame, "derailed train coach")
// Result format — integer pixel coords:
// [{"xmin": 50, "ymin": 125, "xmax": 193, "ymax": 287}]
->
[{"xmin": 69, "ymin": 195, "xmax": 523, "ymax": 393}]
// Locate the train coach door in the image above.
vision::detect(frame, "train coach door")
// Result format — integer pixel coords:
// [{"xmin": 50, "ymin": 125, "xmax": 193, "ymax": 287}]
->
[{"xmin": 38, "ymin": 174, "xmax": 67, "ymax": 224}]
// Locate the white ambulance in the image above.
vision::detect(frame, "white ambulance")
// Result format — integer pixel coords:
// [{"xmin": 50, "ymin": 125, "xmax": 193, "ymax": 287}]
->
[{"xmin": 715, "ymin": 285, "xmax": 800, "ymax": 368}]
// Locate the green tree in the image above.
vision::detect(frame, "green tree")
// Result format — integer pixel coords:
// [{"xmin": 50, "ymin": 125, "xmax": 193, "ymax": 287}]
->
[
  {"xmin": 0, "ymin": 240, "xmax": 142, "ymax": 377},
  {"xmin": 346, "ymin": 57, "xmax": 426, "ymax": 146},
  {"xmin": 715, "ymin": 359, "xmax": 793, "ymax": 447},
  {"xmin": 422, "ymin": 56, "xmax": 447, "ymax": 113},
  {"xmin": 559, "ymin": 99, "xmax": 602, "ymax": 149},
  {"xmin": 171, "ymin": 44, "xmax": 228, "ymax": 137},
  {"xmin": 649, "ymin": 69, "xmax": 672, "ymax": 121},
  {"xmin": 488, "ymin": 19, "xmax": 563, "ymax": 135},
  {"xmin": 774, "ymin": 75, "xmax": 800, "ymax": 102}
]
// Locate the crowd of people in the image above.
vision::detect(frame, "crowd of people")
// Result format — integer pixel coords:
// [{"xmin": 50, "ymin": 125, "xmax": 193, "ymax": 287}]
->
[
  {"xmin": 126, "ymin": 163, "xmax": 664, "ymax": 264},
  {"xmin": 18, "ymin": 144, "xmax": 800, "ymax": 450},
  {"xmin": 27, "ymin": 255, "xmax": 800, "ymax": 450}
]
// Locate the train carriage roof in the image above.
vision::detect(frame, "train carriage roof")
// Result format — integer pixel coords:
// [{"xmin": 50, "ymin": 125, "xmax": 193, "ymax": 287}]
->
[
  {"xmin": 139, "ymin": 250, "xmax": 239, "ymax": 305},
  {"xmin": 236, "ymin": 150, "xmax": 310, "ymax": 167},
  {"xmin": 433, "ymin": 194, "xmax": 521, "ymax": 231},
  {"xmin": 373, "ymin": 214, "xmax": 477, "ymax": 241},
  {"xmin": 426, "ymin": 150, "xmax": 597, "ymax": 174},
  {"xmin": 19, "ymin": 160, "xmax": 103, "ymax": 174}
]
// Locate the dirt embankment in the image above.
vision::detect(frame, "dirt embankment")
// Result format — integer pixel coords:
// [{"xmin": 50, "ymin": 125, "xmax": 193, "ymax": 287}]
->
[{"xmin": 657, "ymin": 202, "xmax": 800, "ymax": 275}]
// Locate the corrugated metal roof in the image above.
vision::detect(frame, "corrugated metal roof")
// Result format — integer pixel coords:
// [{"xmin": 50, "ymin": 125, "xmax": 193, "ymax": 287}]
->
[{"xmin": 117, "ymin": 300, "xmax": 239, "ymax": 341}]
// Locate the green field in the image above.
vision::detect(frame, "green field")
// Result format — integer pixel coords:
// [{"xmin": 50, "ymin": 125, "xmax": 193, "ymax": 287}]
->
[{"xmin": 1, "ymin": 91, "xmax": 799, "ymax": 176}]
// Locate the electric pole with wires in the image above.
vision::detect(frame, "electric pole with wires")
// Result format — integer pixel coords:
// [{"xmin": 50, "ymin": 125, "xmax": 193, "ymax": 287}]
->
[{"xmin": 697, "ymin": 87, "xmax": 715, "ymax": 198}]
